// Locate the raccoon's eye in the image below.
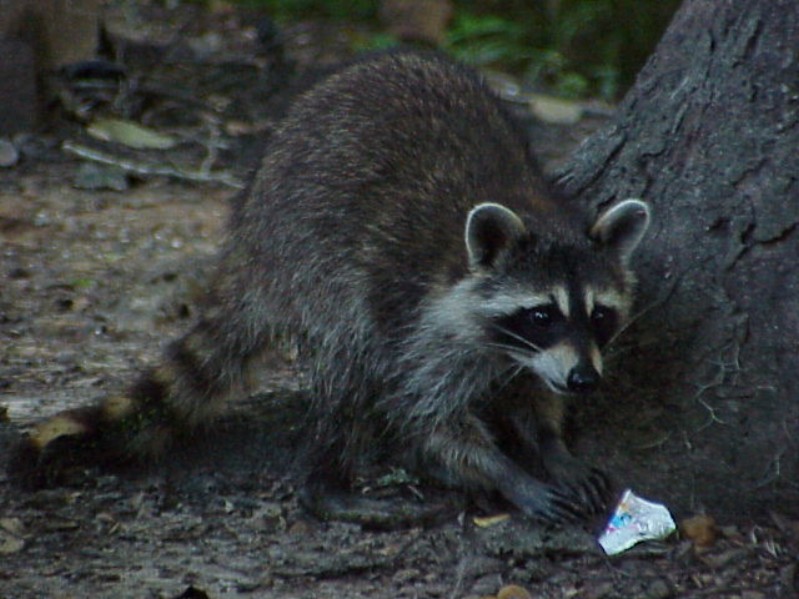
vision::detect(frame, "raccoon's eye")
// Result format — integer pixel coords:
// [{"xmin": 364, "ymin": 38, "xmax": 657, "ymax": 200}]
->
[
  {"xmin": 529, "ymin": 305, "xmax": 559, "ymax": 328},
  {"xmin": 591, "ymin": 306, "xmax": 611, "ymax": 323},
  {"xmin": 591, "ymin": 305, "xmax": 618, "ymax": 345}
]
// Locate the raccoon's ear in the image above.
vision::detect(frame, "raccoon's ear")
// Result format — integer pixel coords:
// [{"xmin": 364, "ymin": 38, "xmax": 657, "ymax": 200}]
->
[
  {"xmin": 591, "ymin": 199, "xmax": 651, "ymax": 264},
  {"xmin": 465, "ymin": 203, "xmax": 526, "ymax": 270}
]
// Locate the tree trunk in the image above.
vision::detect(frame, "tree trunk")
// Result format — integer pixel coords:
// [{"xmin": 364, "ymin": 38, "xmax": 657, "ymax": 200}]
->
[{"xmin": 559, "ymin": 0, "xmax": 798, "ymax": 519}]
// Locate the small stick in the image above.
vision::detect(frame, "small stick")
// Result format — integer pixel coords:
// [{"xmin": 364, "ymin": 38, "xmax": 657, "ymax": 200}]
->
[{"xmin": 62, "ymin": 140, "xmax": 245, "ymax": 189}]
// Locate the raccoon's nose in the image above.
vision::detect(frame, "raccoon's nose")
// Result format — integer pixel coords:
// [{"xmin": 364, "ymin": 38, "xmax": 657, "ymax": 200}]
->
[{"xmin": 567, "ymin": 365, "xmax": 600, "ymax": 394}]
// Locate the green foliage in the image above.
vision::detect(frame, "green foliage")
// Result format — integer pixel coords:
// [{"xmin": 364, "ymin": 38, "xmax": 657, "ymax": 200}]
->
[
  {"xmin": 222, "ymin": 0, "xmax": 679, "ymax": 100},
  {"xmin": 444, "ymin": 0, "xmax": 681, "ymax": 100},
  {"xmin": 350, "ymin": 31, "xmax": 400, "ymax": 53}
]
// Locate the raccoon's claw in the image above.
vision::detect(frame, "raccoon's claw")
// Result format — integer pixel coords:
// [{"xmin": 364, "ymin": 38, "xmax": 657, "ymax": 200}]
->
[
  {"xmin": 541, "ymin": 485, "xmax": 591, "ymax": 523},
  {"xmin": 519, "ymin": 475, "xmax": 614, "ymax": 526},
  {"xmin": 586, "ymin": 466, "xmax": 614, "ymax": 512},
  {"xmin": 505, "ymin": 478, "xmax": 586, "ymax": 524},
  {"xmin": 557, "ymin": 465, "xmax": 614, "ymax": 517},
  {"xmin": 541, "ymin": 448, "xmax": 615, "ymax": 518}
]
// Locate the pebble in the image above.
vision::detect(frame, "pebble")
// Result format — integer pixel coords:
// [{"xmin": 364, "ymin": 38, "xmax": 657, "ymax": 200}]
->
[
  {"xmin": 74, "ymin": 162, "xmax": 129, "ymax": 191},
  {"xmin": 640, "ymin": 578, "xmax": 671, "ymax": 599},
  {"xmin": 0, "ymin": 138, "xmax": 19, "ymax": 167},
  {"xmin": 0, "ymin": 518, "xmax": 26, "ymax": 554}
]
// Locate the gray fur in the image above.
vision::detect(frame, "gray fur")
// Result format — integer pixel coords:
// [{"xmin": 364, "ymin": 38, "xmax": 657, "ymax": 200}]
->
[
  {"xmin": 19, "ymin": 50, "xmax": 650, "ymax": 523},
  {"xmin": 465, "ymin": 202, "xmax": 526, "ymax": 269},
  {"xmin": 211, "ymin": 51, "xmax": 649, "ymax": 519},
  {"xmin": 591, "ymin": 199, "xmax": 651, "ymax": 266}
]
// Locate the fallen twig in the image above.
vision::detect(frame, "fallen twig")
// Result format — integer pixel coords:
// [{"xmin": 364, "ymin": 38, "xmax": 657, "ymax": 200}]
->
[{"xmin": 62, "ymin": 140, "xmax": 245, "ymax": 189}]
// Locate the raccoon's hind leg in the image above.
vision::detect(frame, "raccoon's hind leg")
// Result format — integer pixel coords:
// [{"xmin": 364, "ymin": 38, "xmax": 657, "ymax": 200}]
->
[
  {"xmin": 299, "ymin": 469, "xmax": 462, "ymax": 530},
  {"xmin": 9, "ymin": 289, "xmax": 271, "ymax": 488},
  {"xmin": 296, "ymin": 378, "xmax": 461, "ymax": 529}
]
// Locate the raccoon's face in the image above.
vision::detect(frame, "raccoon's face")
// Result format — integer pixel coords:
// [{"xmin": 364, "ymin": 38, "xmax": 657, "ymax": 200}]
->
[
  {"xmin": 465, "ymin": 199, "xmax": 650, "ymax": 395},
  {"xmin": 486, "ymin": 283, "xmax": 628, "ymax": 394}
]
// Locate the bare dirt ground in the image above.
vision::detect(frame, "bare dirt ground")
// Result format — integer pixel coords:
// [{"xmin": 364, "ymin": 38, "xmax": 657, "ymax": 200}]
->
[{"xmin": 0, "ymin": 4, "xmax": 797, "ymax": 598}]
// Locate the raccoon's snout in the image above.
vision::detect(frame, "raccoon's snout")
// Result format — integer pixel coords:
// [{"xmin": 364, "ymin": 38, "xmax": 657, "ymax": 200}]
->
[
  {"xmin": 566, "ymin": 363, "xmax": 600, "ymax": 394},
  {"xmin": 525, "ymin": 346, "xmax": 601, "ymax": 395}
]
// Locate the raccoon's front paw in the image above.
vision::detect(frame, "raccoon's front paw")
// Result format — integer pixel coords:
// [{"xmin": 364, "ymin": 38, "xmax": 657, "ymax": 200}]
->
[
  {"xmin": 503, "ymin": 477, "xmax": 590, "ymax": 524},
  {"xmin": 537, "ymin": 484, "xmax": 598, "ymax": 524},
  {"xmin": 547, "ymin": 456, "xmax": 615, "ymax": 517}
]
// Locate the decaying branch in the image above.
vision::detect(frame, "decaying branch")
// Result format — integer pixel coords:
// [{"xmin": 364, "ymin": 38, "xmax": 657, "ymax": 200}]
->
[{"xmin": 62, "ymin": 140, "xmax": 245, "ymax": 189}]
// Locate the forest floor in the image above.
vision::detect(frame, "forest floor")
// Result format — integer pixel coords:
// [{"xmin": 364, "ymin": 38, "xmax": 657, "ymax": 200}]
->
[{"xmin": 0, "ymin": 3, "xmax": 797, "ymax": 598}]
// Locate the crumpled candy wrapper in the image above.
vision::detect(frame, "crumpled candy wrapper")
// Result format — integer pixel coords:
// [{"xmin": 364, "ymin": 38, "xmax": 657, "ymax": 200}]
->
[{"xmin": 598, "ymin": 489, "xmax": 676, "ymax": 555}]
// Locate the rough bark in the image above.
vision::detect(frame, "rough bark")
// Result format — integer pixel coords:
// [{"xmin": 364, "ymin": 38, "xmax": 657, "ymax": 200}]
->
[{"xmin": 558, "ymin": 0, "xmax": 798, "ymax": 519}]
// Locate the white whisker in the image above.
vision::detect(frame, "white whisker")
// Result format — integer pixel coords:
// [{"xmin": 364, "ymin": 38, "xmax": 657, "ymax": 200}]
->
[
  {"xmin": 485, "ymin": 342, "xmax": 522, "ymax": 353},
  {"xmin": 494, "ymin": 363, "xmax": 525, "ymax": 392},
  {"xmin": 488, "ymin": 322, "xmax": 543, "ymax": 353}
]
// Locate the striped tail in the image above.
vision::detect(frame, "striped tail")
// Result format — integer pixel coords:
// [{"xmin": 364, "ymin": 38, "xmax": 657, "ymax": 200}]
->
[{"xmin": 8, "ymin": 313, "xmax": 257, "ymax": 488}]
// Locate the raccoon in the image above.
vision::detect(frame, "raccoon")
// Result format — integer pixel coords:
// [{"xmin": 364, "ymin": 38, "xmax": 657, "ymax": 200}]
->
[{"xmin": 11, "ymin": 50, "xmax": 650, "ymax": 524}]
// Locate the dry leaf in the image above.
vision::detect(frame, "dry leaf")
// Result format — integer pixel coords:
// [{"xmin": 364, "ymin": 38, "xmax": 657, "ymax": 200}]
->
[
  {"xmin": 527, "ymin": 94, "xmax": 584, "ymax": 125},
  {"xmin": 497, "ymin": 584, "xmax": 533, "ymax": 599},
  {"xmin": 680, "ymin": 514, "xmax": 717, "ymax": 547},
  {"xmin": 87, "ymin": 118, "xmax": 177, "ymax": 150},
  {"xmin": 473, "ymin": 513, "xmax": 510, "ymax": 528},
  {"xmin": 0, "ymin": 518, "xmax": 25, "ymax": 554}
]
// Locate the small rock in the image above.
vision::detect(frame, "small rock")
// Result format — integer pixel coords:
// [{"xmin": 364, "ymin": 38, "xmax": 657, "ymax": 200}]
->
[
  {"xmin": 287, "ymin": 519, "xmax": 312, "ymax": 535},
  {"xmin": 640, "ymin": 578, "xmax": 671, "ymax": 599},
  {"xmin": 188, "ymin": 32, "xmax": 223, "ymax": 60},
  {"xmin": 74, "ymin": 162, "xmax": 129, "ymax": 191},
  {"xmin": 0, "ymin": 517, "xmax": 25, "ymax": 536},
  {"xmin": 0, "ymin": 138, "xmax": 19, "ymax": 167},
  {"xmin": 470, "ymin": 573, "xmax": 503, "ymax": 597},
  {"xmin": 0, "ymin": 518, "xmax": 25, "ymax": 554},
  {"xmin": 392, "ymin": 568, "xmax": 421, "ymax": 584},
  {"xmin": 0, "ymin": 532, "xmax": 24, "ymax": 554},
  {"xmin": 583, "ymin": 581, "xmax": 616, "ymax": 599}
]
